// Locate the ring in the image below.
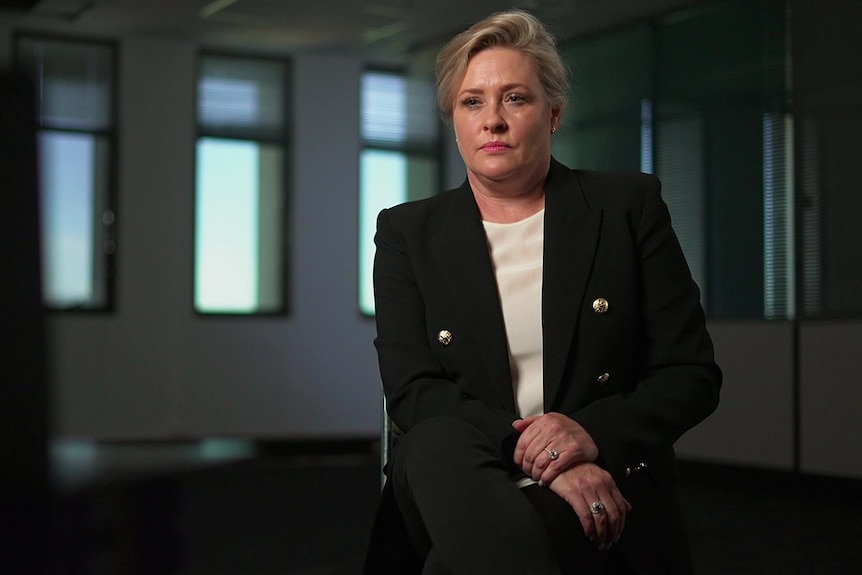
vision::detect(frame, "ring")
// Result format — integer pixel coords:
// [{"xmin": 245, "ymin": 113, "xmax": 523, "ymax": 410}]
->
[
  {"xmin": 544, "ymin": 447, "xmax": 559, "ymax": 461},
  {"xmin": 589, "ymin": 501, "xmax": 605, "ymax": 514}
]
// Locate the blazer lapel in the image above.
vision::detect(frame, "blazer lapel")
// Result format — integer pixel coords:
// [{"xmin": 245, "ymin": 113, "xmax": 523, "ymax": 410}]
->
[
  {"xmin": 432, "ymin": 184, "xmax": 516, "ymax": 412},
  {"xmin": 542, "ymin": 160, "xmax": 603, "ymax": 410}
]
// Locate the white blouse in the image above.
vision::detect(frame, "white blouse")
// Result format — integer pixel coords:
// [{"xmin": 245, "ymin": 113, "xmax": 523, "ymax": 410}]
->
[{"xmin": 482, "ymin": 209, "xmax": 545, "ymax": 420}]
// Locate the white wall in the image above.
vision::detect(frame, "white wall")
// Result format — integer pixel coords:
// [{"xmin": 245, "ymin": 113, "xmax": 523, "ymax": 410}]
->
[
  {"xmin": 677, "ymin": 321, "xmax": 862, "ymax": 480},
  {"xmin": 676, "ymin": 322, "xmax": 796, "ymax": 470},
  {"xmin": 799, "ymin": 322, "xmax": 862, "ymax": 479}
]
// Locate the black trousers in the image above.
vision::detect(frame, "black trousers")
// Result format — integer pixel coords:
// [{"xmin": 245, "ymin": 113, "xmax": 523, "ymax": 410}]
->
[{"xmin": 390, "ymin": 417, "xmax": 637, "ymax": 575}]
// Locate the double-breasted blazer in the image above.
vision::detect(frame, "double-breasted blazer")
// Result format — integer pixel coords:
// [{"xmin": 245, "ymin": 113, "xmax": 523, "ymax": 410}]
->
[{"xmin": 365, "ymin": 158, "xmax": 722, "ymax": 574}]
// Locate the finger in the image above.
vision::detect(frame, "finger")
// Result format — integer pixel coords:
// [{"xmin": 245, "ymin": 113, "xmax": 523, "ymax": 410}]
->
[
  {"xmin": 591, "ymin": 492, "xmax": 618, "ymax": 549},
  {"xmin": 529, "ymin": 435, "xmax": 562, "ymax": 480},
  {"xmin": 584, "ymin": 495, "xmax": 609, "ymax": 546},
  {"xmin": 594, "ymin": 482, "xmax": 631, "ymax": 549},
  {"xmin": 569, "ymin": 497, "xmax": 598, "ymax": 543},
  {"xmin": 532, "ymin": 445, "xmax": 559, "ymax": 482},
  {"xmin": 514, "ymin": 419, "xmax": 547, "ymax": 471},
  {"xmin": 537, "ymin": 450, "xmax": 568, "ymax": 486},
  {"xmin": 607, "ymin": 489, "xmax": 631, "ymax": 543},
  {"xmin": 512, "ymin": 417, "xmax": 541, "ymax": 467},
  {"xmin": 512, "ymin": 415, "xmax": 539, "ymax": 433},
  {"xmin": 528, "ymin": 441, "xmax": 552, "ymax": 480}
]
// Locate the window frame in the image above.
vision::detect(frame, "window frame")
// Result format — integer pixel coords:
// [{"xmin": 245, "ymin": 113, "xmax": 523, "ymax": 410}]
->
[
  {"xmin": 193, "ymin": 50, "xmax": 293, "ymax": 317},
  {"xmin": 358, "ymin": 68, "xmax": 444, "ymax": 317},
  {"xmin": 12, "ymin": 31, "xmax": 120, "ymax": 314}
]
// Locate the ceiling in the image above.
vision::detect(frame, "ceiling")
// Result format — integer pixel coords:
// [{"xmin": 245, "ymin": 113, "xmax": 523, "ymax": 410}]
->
[{"xmin": 2, "ymin": 0, "xmax": 707, "ymax": 65}]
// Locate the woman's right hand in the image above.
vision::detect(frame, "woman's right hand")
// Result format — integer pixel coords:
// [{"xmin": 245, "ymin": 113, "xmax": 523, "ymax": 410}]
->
[{"xmin": 547, "ymin": 462, "xmax": 631, "ymax": 551}]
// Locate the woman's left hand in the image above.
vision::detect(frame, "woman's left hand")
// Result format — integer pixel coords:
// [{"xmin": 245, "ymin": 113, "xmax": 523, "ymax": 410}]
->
[{"xmin": 512, "ymin": 412, "xmax": 599, "ymax": 486}]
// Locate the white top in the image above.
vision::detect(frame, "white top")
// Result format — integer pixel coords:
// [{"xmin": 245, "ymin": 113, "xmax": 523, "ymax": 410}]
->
[{"xmin": 482, "ymin": 209, "xmax": 545, "ymax": 420}]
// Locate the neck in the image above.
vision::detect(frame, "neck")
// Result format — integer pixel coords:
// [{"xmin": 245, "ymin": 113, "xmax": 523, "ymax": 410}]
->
[
  {"xmin": 473, "ymin": 188, "xmax": 545, "ymax": 223},
  {"xmin": 468, "ymin": 163, "xmax": 549, "ymax": 224}
]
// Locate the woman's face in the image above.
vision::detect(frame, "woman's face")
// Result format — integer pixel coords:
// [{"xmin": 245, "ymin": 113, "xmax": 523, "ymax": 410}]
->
[{"xmin": 452, "ymin": 47, "xmax": 560, "ymax": 191}]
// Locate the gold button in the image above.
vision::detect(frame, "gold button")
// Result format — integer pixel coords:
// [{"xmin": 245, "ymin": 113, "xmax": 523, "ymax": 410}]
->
[
  {"xmin": 592, "ymin": 298, "xmax": 609, "ymax": 314},
  {"xmin": 437, "ymin": 330, "xmax": 453, "ymax": 346},
  {"xmin": 597, "ymin": 372, "xmax": 610, "ymax": 384}
]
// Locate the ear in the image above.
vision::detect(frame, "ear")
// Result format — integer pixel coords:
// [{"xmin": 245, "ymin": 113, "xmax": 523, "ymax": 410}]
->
[{"xmin": 550, "ymin": 106, "xmax": 562, "ymax": 129}]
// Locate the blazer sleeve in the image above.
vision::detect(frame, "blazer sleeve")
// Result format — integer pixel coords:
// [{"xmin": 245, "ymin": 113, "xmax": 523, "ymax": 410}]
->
[
  {"xmin": 373, "ymin": 207, "xmax": 521, "ymax": 465},
  {"xmin": 571, "ymin": 177, "xmax": 721, "ymax": 476}
]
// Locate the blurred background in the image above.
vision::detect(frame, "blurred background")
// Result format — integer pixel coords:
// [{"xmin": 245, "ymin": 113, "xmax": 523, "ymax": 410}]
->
[{"xmin": 1, "ymin": 0, "xmax": 861, "ymax": 573}]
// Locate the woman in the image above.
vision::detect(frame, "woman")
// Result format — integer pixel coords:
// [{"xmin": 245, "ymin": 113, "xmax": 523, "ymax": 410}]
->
[{"xmin": 365, "ymin": 8, "xmax": 721, "ymax": 575}]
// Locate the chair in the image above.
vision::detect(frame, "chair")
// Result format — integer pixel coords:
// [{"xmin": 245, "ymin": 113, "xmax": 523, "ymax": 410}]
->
[{"xmin": 380, "ymin": 396, "xmax": 403, "ymax": 485}]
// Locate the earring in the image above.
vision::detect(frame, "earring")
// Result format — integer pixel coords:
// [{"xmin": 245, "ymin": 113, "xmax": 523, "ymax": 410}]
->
[{"xmin": 551, "ymin": 126, "xmax": 557, "ymax": 134}]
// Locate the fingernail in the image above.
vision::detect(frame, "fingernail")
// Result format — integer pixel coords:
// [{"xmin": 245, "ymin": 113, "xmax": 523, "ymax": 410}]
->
[{"xmin": 538, "ymin": 480, "xmax": 545, "ymax": 487}]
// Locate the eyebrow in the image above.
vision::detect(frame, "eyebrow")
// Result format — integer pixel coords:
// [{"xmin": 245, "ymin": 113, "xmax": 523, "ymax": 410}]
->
[{"xmin": 458, "ymin": 83, "xmax": 532, "ymax": 96}]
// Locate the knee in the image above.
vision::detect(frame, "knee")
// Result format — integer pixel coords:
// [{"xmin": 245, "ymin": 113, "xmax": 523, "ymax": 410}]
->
[{"xmin": 392, "ymin": 417, "xmax": 494, "ymax": 480}]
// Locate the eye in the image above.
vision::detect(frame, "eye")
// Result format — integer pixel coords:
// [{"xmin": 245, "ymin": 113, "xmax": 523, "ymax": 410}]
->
[
  {"xmin": 461, "ymin": 96, "xmax": 481, "ymax": 108},
  {"xmin": 505, "ymin": 93, "xmax": 527, "ymax": 103}
]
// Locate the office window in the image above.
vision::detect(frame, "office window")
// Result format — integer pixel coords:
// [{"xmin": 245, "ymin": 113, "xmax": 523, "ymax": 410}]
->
[
  {"xmin": 655, "ymin": 0, "xmax": 789, "ymax": 319},
  {"xmin": 14, "ymin": 35, "xmax": 116, "ymax": 311},
  {"xmin": 794, "ymin": 0, "xmax": 862, "ymax": 318},
  {"xmin": 359, "ymin": 71, "xmax": 440, "ymax": 315},
  {"xmin": 195, "ymin": 55, "xmax": 289, "ymax": 314},
  {"xmin": 556, "ymin": 0, "xmax": 790, "ymax": 320}
]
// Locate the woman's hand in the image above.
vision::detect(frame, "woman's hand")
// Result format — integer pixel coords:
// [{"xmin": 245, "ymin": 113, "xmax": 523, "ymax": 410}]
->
[
  {"xmin": 512, "ymin": 412, "xmax": 599, "ymax": 486},
  {"xmin": 547, "ymin": 462, "xmax": 631, "ymax": 550}
]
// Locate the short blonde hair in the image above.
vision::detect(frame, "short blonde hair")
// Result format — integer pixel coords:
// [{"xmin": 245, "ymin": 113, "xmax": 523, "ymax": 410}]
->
[{"xmin": 435, "ymin": 8, "xmax": 569, "ymax": 123}]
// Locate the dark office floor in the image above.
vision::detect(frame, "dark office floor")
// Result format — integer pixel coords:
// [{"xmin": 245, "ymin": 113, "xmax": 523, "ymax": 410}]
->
[{"xmin": 46, "ymin": 442, "xmax": 862, "ymax": 575}]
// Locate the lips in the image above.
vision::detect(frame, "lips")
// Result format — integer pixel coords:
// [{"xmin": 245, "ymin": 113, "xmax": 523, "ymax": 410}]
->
[{"xmin": 481, "ymin": 142, "xmax": 511, "ymax": 152}]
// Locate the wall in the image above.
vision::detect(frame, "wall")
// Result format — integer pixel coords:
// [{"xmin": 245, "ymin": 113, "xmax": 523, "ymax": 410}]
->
[
  {"xmin": 675, "ymin": 322, "xmax": 795, "ymax": 468},
  {"xmin": 24, "ymin": 33, "xmax": 381, "ymax": 440}
]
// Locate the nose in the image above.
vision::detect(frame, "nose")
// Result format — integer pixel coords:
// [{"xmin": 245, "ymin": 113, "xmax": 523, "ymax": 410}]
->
[{"xmin": 483, "ymin": 102, "xmax": 507, "ymax": 133}]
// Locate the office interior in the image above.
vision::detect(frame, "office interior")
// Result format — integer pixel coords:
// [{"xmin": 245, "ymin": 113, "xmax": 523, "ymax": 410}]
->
[{"xmin": 1, "ymin": 0, "xmax": 861, "ymax": 573}]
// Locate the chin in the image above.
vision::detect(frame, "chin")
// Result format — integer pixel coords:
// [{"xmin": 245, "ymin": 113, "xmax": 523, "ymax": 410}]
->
[{"xmin": 473, "ymin": 162, "xmax": 520, "ymax": 181}]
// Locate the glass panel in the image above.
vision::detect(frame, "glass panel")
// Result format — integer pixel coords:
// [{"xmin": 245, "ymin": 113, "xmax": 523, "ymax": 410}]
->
[
  {"xmin": 656, "ymin": 109, "xmax": 707, "ymax": 302},
  {"xmin": 794, "ymin": 0, "xmax": 862, "ymax": 317},
  {"xmin": 16, "ymin": 37, "xmax": 113, "ymax": 131},
  {"xmin": 362, "ymin": 73, "xmax": 407, "ymax": 144},
  {"xmin": 359, "ymin": 150, "xmax": 407, "ymax": 316},
  {"xmin": 199, "ymin": 56, "xmax": 285, "ymax": 139},
  {"xmin": 198, "ymin": 56, "xmax": 285, "ymax": 131},
  {"xmin": 763, "ymin": 113, "xmax": 795, "ymax": 319},
  {"xmin": 38, "ymin": 131, "xmax": 111, "ymax": 309},
  {"xmin": 195, "ymin": 54, "xmax": 289, "ymax": 315},
  {"xmin": 555, "ymin": 25, "xmax": 650, "ymax": 174},
  {"xmin": 654, "ymin": 0, "xmax": 787, "ymax": 319},
  {"xmin": 15, "ymin": 36, "xmax": 116, "ymax": 312},
  {"xmin": 194, "ymin": 137, "xmax": 283, "ymax": 314},
  {"xmin": 362, "ymin": 71, "xmax": 439, "ymax": 150},
  {"xmin": 360, "ymin": 69, "xmax": 441, "ymax": 316},
  {"xmin": 798, "ymin": 115, "xmax": 822, "ymax": 316}
]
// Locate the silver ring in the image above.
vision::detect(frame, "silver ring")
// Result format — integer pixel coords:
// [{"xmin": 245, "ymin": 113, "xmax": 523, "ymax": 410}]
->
[
  {"xmin": 544, "ymin": 447, "xmax": 559, "ymax": 461},
  {"xmin": 589, "ymin": 501, "xmax": 605, "ymax": 514}
]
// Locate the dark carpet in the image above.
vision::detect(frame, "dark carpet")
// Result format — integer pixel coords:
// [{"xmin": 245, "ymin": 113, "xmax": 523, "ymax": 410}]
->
[{"xmin": 45, "ymin": 445, "xmax": 862, "ymax": 574}]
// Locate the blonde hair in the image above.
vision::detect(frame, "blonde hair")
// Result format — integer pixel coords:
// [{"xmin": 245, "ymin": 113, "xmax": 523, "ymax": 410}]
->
[{"xmin": 435, "ymin": 8, "xmax": 569, "ymax": 123}]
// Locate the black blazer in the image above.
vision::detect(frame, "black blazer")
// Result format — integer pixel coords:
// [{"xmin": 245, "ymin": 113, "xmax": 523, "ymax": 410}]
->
[{"xmin": 366, "ymin": 158, "xmax": 722, "ymax": 574}]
